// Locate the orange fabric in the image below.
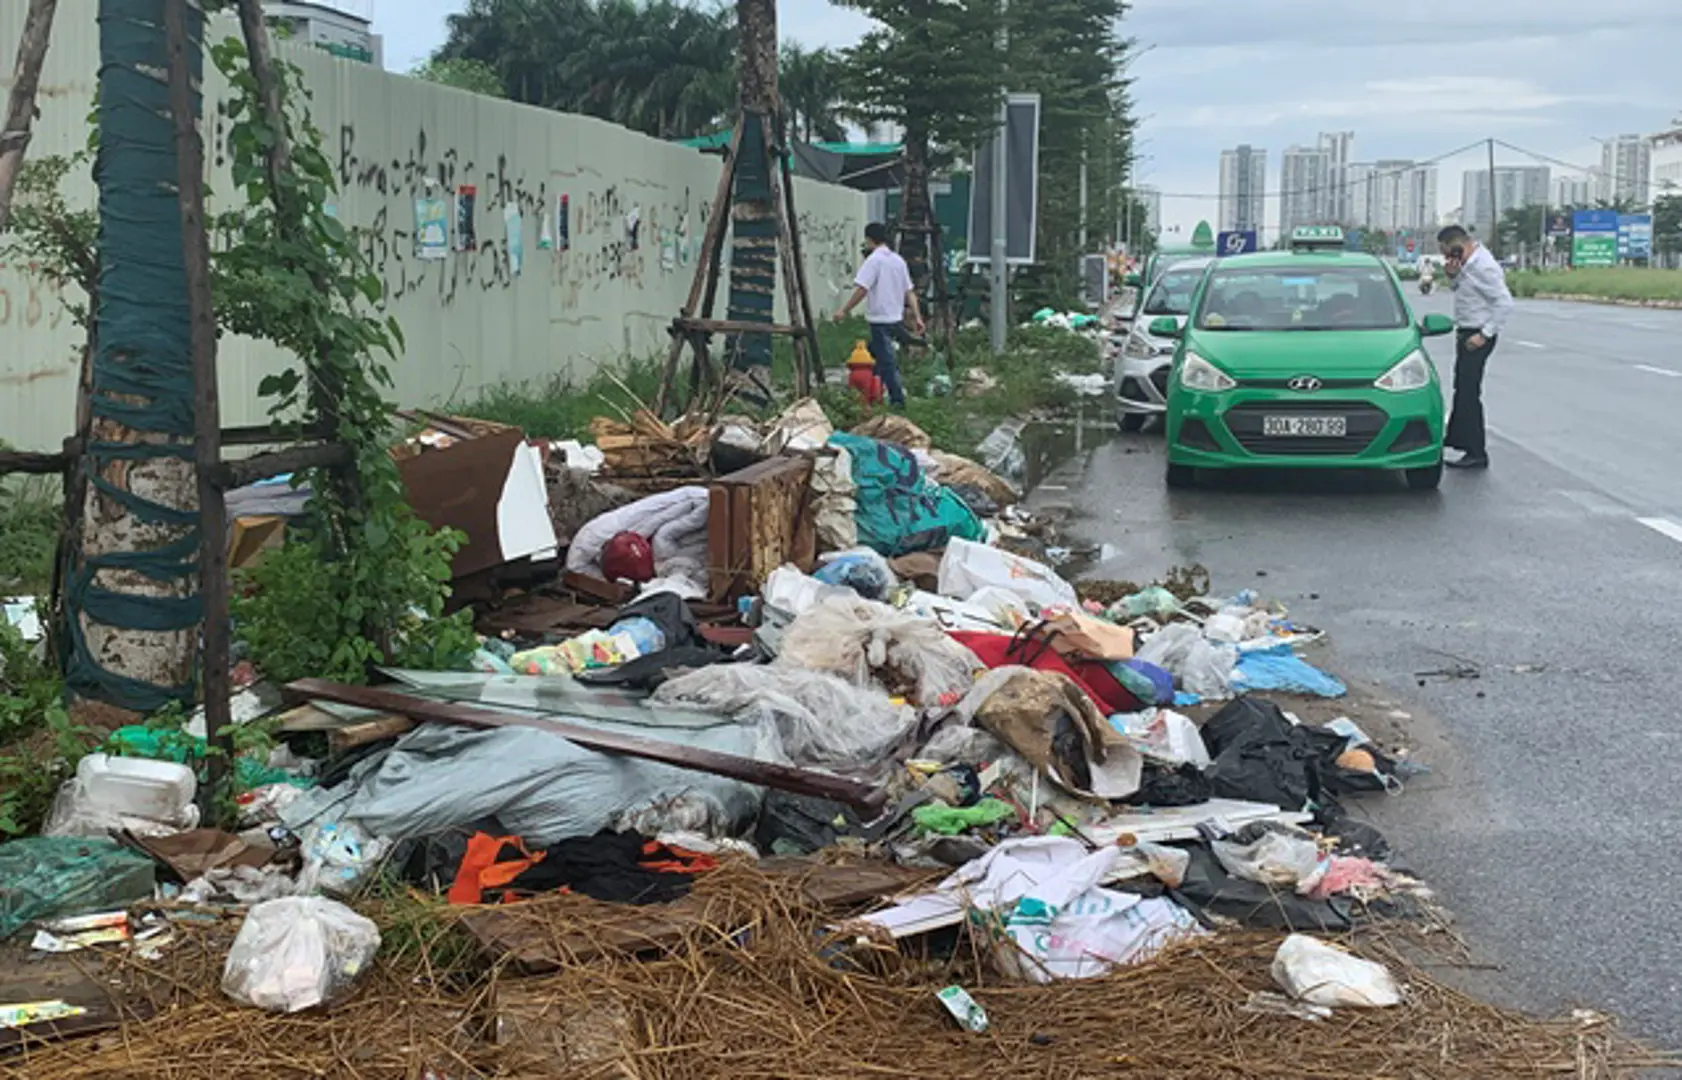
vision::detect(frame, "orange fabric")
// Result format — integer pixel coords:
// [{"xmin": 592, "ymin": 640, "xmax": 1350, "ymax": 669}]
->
[
  {"xmin": 638, "ymin": 841, "xmax": 719, "ymax": 875},
  {"xmin": 447, "ymin": 833, "xmax": 544, "ymax": 905}
]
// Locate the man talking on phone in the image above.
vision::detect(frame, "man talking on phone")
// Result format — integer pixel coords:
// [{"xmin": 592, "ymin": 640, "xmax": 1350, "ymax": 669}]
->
[{"xmin": 1436, "ymin": 224, "xmax": 1514, "ymax": 470}]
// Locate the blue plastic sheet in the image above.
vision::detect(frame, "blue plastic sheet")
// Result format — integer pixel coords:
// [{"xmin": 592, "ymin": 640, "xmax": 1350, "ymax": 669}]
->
[{"xmin": 1231, "ymin": 645, "xmax": 1346, "ymax": 698}]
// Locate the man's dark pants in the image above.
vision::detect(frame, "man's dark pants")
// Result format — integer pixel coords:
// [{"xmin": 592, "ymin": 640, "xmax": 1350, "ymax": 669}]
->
[
  {"xmin": 868, "ymin": 320, "xmax": 906, "ymax": 407},
  {"xmin": 1447, "ymin": 329, "xmax": 1497, "ymax": 457}
]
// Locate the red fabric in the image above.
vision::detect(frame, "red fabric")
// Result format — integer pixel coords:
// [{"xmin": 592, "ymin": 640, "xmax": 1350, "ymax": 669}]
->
[{"xmin": 950, "ymin": 630, "xmax": 1142, "ymax": 715}]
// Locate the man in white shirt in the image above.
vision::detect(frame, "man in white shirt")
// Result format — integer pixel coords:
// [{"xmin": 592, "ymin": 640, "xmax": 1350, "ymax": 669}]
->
[
  {"xmin": 834, "ymin": 223, "xmax": 924, "ymax": 407},
  {"xmin": 1437, "ymin": 224, "xmax": 1515, "ymax": 470}
]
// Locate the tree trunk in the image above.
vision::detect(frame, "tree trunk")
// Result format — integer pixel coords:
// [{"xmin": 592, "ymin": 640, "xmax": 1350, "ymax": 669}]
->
[
  {"xmin": 69, "ymin": 0, "xmax": 206, "ymax": 727},
  {"xmin": 725, "ymin": 0, "xmax": 779, "ymax": 376},
  {"xmin": 0, "ymin": 0, "xmax": 60, "ymax": 233},
  {"xmin": 897, "ymin": 128, "xmax": 933, "ymax": 295}
]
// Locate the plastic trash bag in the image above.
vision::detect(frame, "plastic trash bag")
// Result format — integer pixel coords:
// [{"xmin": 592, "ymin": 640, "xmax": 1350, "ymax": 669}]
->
[
  {"xmin": 652, "ymin": 664, "xmax": 916, "ymax": 772},
  {"xmin": 827, "ymin": 433, "xmax": 984, "ymax": 556},
  {"xmin": 813, "ymin": 548, "xmax": 897, "ymax": 600},
  {"xmin": 994, "ymin": 845, "xmax": 1205, "ymax": 983},
  {"xmin": 1110, "ymin": 709, "xmax": 1210, "ymax": 768},
  {"xmin": 298, "ymin": 821, "xmax": 390, "ymax": 898},
  {"xmin": 222, "ymin": 897, "xmax": 382, "ymax": 1013},
  {"xmin": 1271, "ymin": 933, "xmax": 1401, "ymax": 1008},
  {"xmin": 1211, "ymin": 821, "xmax": 1327, "ymax": 890},
  {"xmin": 937, "ymin": 538, "xmax": 1079, "ymax": 611},
  {"xmin": 1136, "ymin": 624, "xmax": 1237, "ymax": 699},
  {"xmin": 776, "ymin": 594, "xmax": 981, "ymax": 708},
  {"xmin": 1232, "ymin": 645, "xmax": 1347, "ymax": 698}
]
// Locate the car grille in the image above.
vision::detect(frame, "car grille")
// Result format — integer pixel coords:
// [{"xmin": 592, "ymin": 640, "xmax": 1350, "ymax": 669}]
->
[
  {"xmin": 1239, "ymin": 376, "xmax": 1373, "ymax": 390},
  {"xmin": 1222, "ymin": 400, "xmax": 1388, "ymax": 456},
  {"xmin": 1177, "ymin": 418, "xmax": 1220, "ymax": 452}
]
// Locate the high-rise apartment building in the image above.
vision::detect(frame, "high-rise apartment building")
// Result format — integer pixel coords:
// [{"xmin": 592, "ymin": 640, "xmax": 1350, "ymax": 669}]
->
[
  {"xmin": 1461, "ymin": 167, "xmax": 1550, "ymax": 232},
  {"xmin": 1553, "ymin": 175, "xmax": 1596, "ymax": 208},
  {"xmin": 1218, "ymin": 145, "xmax": 1267, "ymax": 233},
  {"xmin": 1598, "ymin": 134, "xmax": 1652, "ymax": 206},
  {"xmin": 1317, "ymin": 131, "xmax": 1356, "ymax": 225},
  {"xmin": 1279, "ymin": 146, "xmax": 1332, "ymax": 234},
  {"xmin": 263, "ymin": 1, "xmax": 383, "ymax": 65},
  {"xmin": 1653, "ymin": 118, "xmax": 1682, "ymax": 198}
]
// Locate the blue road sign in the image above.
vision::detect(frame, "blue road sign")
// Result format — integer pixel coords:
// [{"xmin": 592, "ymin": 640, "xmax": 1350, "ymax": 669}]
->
[{"xmin": 1216, "ymin": 229, "xmax": 1259, "ymax": 255}]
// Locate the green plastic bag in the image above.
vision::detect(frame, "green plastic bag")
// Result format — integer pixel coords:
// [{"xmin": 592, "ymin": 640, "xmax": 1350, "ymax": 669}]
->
[
  {"xmin": 827, "ymin": 433, "xmax": 985, "ymax": 557},
  {"xmin": 0, "ymin": 837, "xmax": 156, "ymax": 940},
  {"xmin": 108, "ymin": 726, "xmax": 316, "ymax": 791}
]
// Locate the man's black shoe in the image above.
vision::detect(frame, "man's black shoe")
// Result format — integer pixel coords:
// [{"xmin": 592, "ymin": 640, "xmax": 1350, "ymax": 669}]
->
[{"xmin": 1446, "ymin": 452, "xmax": 1489, "ymax": 470}]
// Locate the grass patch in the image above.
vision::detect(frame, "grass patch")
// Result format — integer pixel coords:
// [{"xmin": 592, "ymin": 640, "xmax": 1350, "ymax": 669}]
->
[
  {"xmin": 1507, "ymin": 268, "xmax": 1682, "ymax": 303},
  {"xmin": 0, "ymin": 474, "xmax": 61, "ymax": 597}
]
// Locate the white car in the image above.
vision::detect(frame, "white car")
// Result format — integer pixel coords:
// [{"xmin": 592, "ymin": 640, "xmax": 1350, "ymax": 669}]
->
[{"xmin": 1114, "ymin": 255, "xmax": 1216, "ymax": 431}]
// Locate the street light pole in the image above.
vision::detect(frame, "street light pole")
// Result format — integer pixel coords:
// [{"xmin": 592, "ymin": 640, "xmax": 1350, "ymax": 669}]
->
[{"xmin": 988, "ymin": 0, "xmax": 1009, "ymax": 354}]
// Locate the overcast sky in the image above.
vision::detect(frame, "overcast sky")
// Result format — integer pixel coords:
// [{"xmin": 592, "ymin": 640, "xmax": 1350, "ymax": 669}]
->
[{"xmin": 376, "ymin": 0, "xmax": 1680, "ymax": 235}]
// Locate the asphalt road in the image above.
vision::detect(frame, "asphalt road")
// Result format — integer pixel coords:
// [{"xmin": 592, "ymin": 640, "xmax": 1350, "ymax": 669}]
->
[{"xmin": 1041, "ymin": 293, "xmax": 1682, "ymax": 1048}]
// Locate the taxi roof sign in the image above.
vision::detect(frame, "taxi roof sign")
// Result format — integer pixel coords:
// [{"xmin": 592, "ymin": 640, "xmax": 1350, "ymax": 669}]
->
[{"xmin": 1289, "ymin": 225, "xmax": 1346, "ymax": 250}]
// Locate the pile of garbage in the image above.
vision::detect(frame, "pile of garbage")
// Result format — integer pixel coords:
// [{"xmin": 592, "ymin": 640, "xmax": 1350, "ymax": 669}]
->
[{"xmin": 0, "ymin": 401, "xmax": 1658, "ymax": 1077}]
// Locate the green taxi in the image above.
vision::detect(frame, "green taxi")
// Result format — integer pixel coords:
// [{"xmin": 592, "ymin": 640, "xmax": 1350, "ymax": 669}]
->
[{"xmin": 1154, "ymin": 226, "xmax": 1455, "ymax": 491}]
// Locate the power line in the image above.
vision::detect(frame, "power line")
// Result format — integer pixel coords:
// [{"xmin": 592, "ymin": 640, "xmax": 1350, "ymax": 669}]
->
[{"xmin": 1494, "ymin": 140, "xmax": 1605, "ymax": 177}]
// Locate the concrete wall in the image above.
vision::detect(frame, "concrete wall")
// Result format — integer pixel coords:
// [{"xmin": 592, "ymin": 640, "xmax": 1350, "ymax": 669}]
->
[{"xmin": 0, "ymin": 2, "xmax": 867, "ymax": 450}]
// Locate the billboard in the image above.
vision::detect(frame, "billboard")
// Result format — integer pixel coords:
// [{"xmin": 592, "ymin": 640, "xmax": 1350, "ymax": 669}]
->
[
  {"xmin": 1079, "ymin": 253, "xmax": 1109, "ymax": 308},
  {"xmin": 1548, "ymin": 212, "xmax": 1572, "ymax": 237},
  {"xmin": 1395, "ymin": 235, "xmax": 1419, "ymax": 266},
  {"xmin": 1216, "ymin": 229, "xmax": 1258, "ymax": 255},
  {"xmin": 1572, "ymin": 209, "xmax": 1619, "ymax": 268},
  {"xmin": 1618, "ymin": 213, "xmax": 1653, "ymax": 259},
  {"xmin": 966, "ymin": 93, "xmax": 1042, "ymax": 265}
]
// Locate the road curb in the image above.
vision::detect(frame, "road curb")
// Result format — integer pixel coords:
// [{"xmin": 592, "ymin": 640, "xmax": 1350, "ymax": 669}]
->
[{"xmin": 1529, "ymin": 292, "xmax": 1682, "ymax": 310}]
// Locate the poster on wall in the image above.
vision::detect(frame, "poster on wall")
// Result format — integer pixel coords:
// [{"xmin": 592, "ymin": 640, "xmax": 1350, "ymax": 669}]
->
[
  {"xmin": 455, "ymin": 185, "xmax": 478, "ymax": 252},
  {"xmin": 415, "ymin": 195, "xmax": 449, "ymax": 260},
  {"xmin": 505, "ymin": 204, "xmax": 525, "ymax": 276},
  {"xmin": 558, "ymin": 194, "xmax": 570, "ymax": 252},
  {"xmin": 538, "ymin": 203, "xmax": 555, "ymax": 251},
  {"xmin": 625, "ymin": 206, "xmax": 641, "ymax": 250}
]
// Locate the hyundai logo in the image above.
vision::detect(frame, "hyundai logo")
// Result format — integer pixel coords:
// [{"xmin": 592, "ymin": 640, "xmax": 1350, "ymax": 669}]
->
[{"xmin": 1288, "ymin": 375, "xmax": 1323, "ymax": 393}]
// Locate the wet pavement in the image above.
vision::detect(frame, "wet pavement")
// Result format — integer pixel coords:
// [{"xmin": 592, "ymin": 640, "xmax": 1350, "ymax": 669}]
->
[{"xmin": 1032, "ymin": 294, "xmax": 1682, "ymax": 1047}]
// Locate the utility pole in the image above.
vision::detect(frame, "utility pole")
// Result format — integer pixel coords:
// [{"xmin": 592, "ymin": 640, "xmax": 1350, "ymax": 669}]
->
[
  {"xmin": 988, "ymin": 0, "xmax": 1009, "ymax": 354},
  {"xmin": 1486, "ymin": 138, "xmax": 1499, "ymax": 259},
  {"xmin": 1078, "ymin": 139, "xmax": 1089, "ymax": 254}
]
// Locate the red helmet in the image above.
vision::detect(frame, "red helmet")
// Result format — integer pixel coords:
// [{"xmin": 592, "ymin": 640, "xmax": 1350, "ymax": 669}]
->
[{"xmin": 601, "ymin": 531, "xmax": 655, "ymax": 583}]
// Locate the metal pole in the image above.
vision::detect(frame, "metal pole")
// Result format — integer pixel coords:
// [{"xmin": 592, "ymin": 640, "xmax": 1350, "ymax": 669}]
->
[
  {"xmin": 988, "ymin": 0, "xmax": 1009, "ymax": 354},
  {"xmin": 1486, "ymin": 138, "xmax": 1499, "ymax": 258},
  {"xmin": 1078, "ymin": 140, "xmax": 1089, "ymax": 253}
]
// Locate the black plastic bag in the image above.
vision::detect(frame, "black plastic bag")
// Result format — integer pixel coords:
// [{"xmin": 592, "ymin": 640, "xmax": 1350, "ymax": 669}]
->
[
  {"xmin": 1170, "ymin": 845, "xmax": 1352, "ymax": 932},
  {"xmin": 1122, "ymin": 762, "xmax": 1213, "ymax": 808}
]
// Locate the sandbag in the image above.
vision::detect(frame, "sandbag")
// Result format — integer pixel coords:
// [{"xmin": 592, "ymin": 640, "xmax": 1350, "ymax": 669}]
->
[{"xmin": 828, "ymin": 434, "xmax": 985, "ymax": 557}]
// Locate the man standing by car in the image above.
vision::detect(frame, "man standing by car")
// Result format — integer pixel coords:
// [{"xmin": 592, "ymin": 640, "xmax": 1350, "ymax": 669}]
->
[
  {"xmin": 1437, "ymin": 224, "xmax": 1514, "ymax": 470},
  {"xmin": 834, "ymin": 223, "xmax": 923, "ymax": 408}
]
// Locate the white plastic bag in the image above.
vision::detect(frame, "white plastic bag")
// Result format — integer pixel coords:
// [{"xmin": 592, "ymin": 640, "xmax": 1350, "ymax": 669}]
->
[
  {"xmin": 297, "ymin": 821, "xmax": 389, "ymax": 898},
  {"xmin": 1137, "ymin": 623, "xmax": 1236, "ymax": 699},
  {"xmin": 222, "ymin": 897, "xmax": 381, "ymax": 1013},
  {"xmin": 776, "ymin": 594, "xmax": 981, "ymax": 707},
  {"xmin": 1212, "ymin": 823, "xmax": 1326, "ymax": 889},
  {"xmin": 937, "ymin": 538, "xmax": 1078, "ymax": 611},
  {"xmin": 1270, "ymin": 934, "xmax": 1401, "ymax": 1008},
  {"xmin": 1112, "ymin": 710, "xmax": 1211, "ymax": 768},
  {"xmin": 994, "ymin": 846, "xmax": 1204, "ymax": 983}
]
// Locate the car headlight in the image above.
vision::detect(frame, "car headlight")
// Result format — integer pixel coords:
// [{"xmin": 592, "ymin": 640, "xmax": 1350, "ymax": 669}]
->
[
  {"xmin": 1123, "ymin": 335, "xmax": 1159, "ymax": 359},
  {"xmin": 1375, "ymin": 349, "xmax": 1432, "ymax": 392},
  {"xmin": 1178, "ymin": 351, "xmax": 1236, "ymax": 392}
]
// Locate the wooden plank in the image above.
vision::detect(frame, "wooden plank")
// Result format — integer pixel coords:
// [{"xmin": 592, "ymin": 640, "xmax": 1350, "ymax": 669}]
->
[
  {"xmin": 707, "ymin": 455, "xmax": 814, "ymax": 601},
  {"xmin": 0, "ymin": 450, "xmax": 68, "ymax": 476},
  {"xmin": 208, "ymin": 442, "xmax": 352, "ymax": 490},
  {"xmin": 282, "ymin": 679, "xmax": 889, "ymax": 816},
  {"xmin": 675, "ymin": 317, "xmax": 810, "ymax": 336}
]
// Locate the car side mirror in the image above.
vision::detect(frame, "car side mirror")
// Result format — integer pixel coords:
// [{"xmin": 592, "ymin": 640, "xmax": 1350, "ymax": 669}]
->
[
  {"xmin": 1419, "ymin": 313, "xmax": 1454, "ymax": 337},
  {"xmin": 1124, "ymin": 273, "xmax": 1142, "ymax": 288},
  {"xmin": 1147, "ymin": 316, "xmax": 1182, "ymax": 338}
]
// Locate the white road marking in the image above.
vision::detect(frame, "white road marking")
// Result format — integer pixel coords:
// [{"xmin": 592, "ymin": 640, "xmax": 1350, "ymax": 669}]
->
[
  {"xmin": 1514, "ymin": 340, "xmax": 1546, "ymax": 349},
  {"xmin": 1635, "ymin": 364, "xmax": 1682, "ymax": 378},
  {"xmin": 1638, "ymin": 517, "xmax": 1682, "ymax": 545}
]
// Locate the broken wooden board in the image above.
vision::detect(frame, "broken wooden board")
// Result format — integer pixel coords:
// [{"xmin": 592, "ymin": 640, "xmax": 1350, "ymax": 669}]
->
[
  {"xmin": 283, "ymin": 679, "xmax": 889, "ymax": 816},
  {"xmin": 707, "ymin": 454, "xmax": 815, "ymax": 601}
]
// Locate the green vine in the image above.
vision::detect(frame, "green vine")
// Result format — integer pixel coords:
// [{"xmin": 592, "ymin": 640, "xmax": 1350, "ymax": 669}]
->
[{"xmin": 208, "ymin": 35, "xmax": 476, "ymax": 684}]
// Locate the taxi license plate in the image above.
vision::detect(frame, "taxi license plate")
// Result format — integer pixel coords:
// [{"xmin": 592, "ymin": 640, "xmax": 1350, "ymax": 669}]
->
[{"xmin": 1263, "ymin": 415, "xmax": 1346, "ymax": 438}]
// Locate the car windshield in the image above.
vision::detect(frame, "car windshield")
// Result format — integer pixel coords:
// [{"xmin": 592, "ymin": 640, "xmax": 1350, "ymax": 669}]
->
[
  {"xmin": 1142, "ymin": 268, "xmax": 1204, "ymax": 316},
  {"xmin": 1196, "ymin": 266, "xmax": 1407, "ymax": 331}
]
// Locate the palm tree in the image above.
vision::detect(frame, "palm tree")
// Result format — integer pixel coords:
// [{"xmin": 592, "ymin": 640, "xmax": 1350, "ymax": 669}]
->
[{"xmin": 780, "ymin": 44, "xmax": 848, "ymax": 144}]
